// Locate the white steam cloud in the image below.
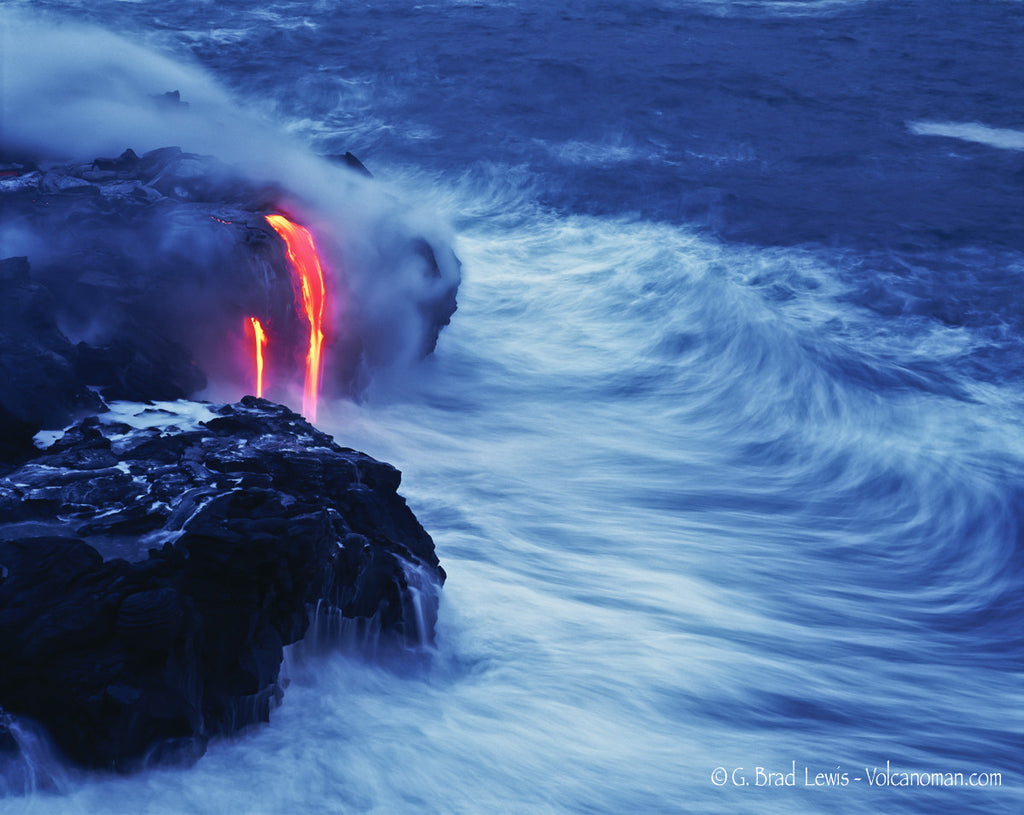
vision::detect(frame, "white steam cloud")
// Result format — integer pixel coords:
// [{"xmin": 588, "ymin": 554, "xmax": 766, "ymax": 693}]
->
[{"xmin": 1, "ymin": 12, "xmax": 460, "ymax": 399}]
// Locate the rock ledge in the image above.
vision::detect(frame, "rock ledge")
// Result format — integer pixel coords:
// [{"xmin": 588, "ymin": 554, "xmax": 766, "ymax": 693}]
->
[{"xmin": 0, "ymin": 397, "xmax": 443, "ymax": 771}]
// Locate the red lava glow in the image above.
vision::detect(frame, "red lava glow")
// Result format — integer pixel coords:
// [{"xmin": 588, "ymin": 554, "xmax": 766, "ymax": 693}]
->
[
  {"xmin": 246, "ymin": 316, "xmax": 268, "ymax": 398},
  {"xmin": 264, "ymin": 214, "xmax": 327, "ymax": 422}
]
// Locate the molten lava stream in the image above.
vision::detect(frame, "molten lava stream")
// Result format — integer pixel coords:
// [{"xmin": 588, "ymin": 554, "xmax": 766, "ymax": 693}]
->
[
  {"xmin": 247, "ymin": 316, "xmax": 268, "ymax": 398},
  {"xmin": 264, "ymin": 214, "xmax": 327, "ymax": 422}
]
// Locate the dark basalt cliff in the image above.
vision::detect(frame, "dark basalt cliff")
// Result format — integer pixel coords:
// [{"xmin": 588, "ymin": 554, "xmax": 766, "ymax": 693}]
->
[{"xmin": 0, "ymin": 398, "xmax": 444, "ymax": 772}]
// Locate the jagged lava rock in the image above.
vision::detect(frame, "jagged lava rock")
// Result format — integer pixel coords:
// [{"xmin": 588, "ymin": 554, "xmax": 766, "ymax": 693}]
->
[{"xmin": 0, "ymin": 397, "xmax": 443, "ymax": 770}]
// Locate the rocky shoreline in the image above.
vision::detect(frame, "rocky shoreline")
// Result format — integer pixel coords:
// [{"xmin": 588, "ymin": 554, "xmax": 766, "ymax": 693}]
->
[
  {"xmin": 0, "ymin": 397, "xmax": 444, "ymax": 775},
  {"xmin": 0, "ymin": 141, "xmax": 456, "ymax": 784}
]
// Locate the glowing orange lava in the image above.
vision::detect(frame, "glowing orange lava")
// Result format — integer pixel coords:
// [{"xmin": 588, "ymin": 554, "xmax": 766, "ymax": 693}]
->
[
  {"xmin": 265, "ymin": 214, "xmax": 327, "ymax": 422},
  {"xmin": 247, "ymin": 316, "xmax": 268, "ymax": 397}
]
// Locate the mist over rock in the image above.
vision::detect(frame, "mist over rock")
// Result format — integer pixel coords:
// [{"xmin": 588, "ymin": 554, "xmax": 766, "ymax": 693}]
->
[
  {"xmin": 0, "ymin": 398, "xmax": 444, "ymax": 771},
  {"xmin": 0, "ymin": 145, "xmax": 460, "ymax": 443}
]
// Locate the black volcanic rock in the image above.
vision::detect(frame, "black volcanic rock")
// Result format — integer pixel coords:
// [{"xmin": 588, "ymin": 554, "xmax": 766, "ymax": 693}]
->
[
  {"xmin": 0, "ymin": 257, "xmax": 105, "ymax": 453},
  {"xmin": 0, "ymin": 398, "xmax": 443, "ymax": 771},
  {"xmin": 328, "ymin": 151, "xmax": 373, "ymax": 178},
  {"xmin": 92, "ymin": 148, "xmax": 141, "ymax": 173},
  {"xmin": 75, "ymin": 333, "xmax": 207, "ymax": 404}
]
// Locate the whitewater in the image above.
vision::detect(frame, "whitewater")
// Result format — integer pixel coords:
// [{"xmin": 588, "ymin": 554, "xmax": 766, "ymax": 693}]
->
[{"xmin": 2, "ymin": 1, "xmax": 1023, "ymax": 813}]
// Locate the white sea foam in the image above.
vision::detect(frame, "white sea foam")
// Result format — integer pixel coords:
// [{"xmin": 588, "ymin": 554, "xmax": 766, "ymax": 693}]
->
[
  {"xmin": 100, "ymin": 400, "xmax": 221, "ymax": 432},
  {"xmin": 909, "ymin": 120, "xmax": 1024, "ymax": 151}
]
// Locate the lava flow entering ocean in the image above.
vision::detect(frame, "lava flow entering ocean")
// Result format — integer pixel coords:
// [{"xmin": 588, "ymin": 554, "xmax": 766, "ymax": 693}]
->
[
  {"xmin": 260, "ymin": 214, "xmax": 328, "ymax": 422},
  {"xmin": 246, "ymin": 316, "xmax": 268, "ymax": 398}
]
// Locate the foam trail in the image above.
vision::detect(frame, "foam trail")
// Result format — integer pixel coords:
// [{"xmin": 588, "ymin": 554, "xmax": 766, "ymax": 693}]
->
[{"xmin": 908, "ymin": 120, "xmax": 1024, "ymax": 151}]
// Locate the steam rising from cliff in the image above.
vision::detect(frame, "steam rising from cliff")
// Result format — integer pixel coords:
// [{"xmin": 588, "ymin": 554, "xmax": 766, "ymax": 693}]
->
[{"xmin": 1, "ymin": 12, "xmax": 460, "ymax": 402}]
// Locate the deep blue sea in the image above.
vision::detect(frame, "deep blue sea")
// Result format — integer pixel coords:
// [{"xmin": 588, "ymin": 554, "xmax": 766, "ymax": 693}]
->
[{"xmin": 2, "ymin": 1, "xmax": 1023, "ymax": 813}]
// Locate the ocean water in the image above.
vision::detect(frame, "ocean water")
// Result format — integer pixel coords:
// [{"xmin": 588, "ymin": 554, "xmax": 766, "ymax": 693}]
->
[{"xmin": 3, "ymin": 1, "xmax": 1024, "ymax": 813}]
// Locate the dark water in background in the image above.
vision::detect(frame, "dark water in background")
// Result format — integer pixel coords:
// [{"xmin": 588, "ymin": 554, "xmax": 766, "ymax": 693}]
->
[{"xmin": 3, "ymin": 1, "xmax": 1024, "ymax": 812}]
